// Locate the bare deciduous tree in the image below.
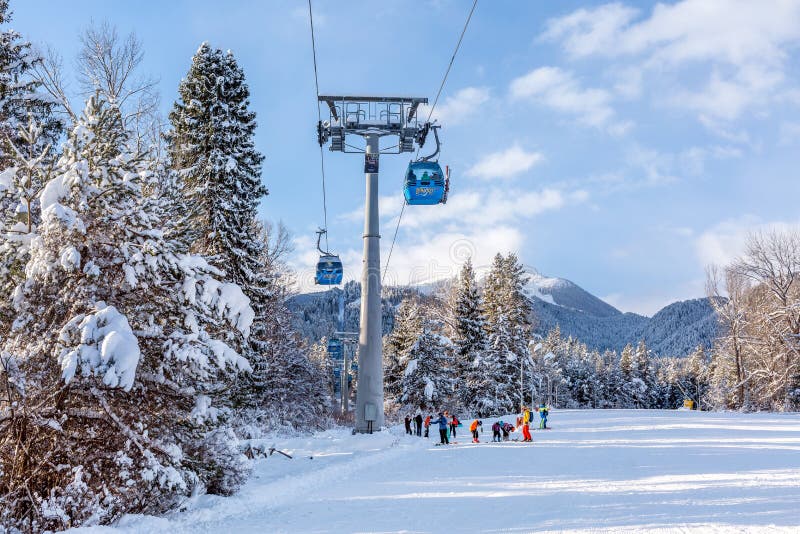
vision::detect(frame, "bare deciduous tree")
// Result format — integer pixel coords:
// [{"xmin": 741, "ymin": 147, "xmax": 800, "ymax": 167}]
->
[
  {"xmin": 707, "ymin": 229, "xmax": 800, "ymax": 411},
  {"xmin": 33, "ymin": 21, "xmax": 162, "ymax": 149},
  {"xmin": 31, "ymin": 46, "xmax": 77, "ymax": 122}
]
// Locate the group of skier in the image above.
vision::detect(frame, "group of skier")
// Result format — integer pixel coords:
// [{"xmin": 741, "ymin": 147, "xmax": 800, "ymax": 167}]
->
[{"xmin": 403, "ymin": 404, "xmax": 550, "ymax": 445}]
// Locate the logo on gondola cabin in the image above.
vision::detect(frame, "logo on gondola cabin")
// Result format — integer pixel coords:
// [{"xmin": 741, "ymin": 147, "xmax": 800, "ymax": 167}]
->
[{"xmin": 416, "ymin": 187, "xmax": 434, "ymax": 196}]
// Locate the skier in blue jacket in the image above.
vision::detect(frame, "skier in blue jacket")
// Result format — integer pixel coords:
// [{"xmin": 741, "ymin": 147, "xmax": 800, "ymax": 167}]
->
[
  {"xmin": 432, "ymin": 412, "xmax": 449, "ymax": 444},
  {"xmin": 538, "ymin": 404, "xmax": 549, "ymax": 429}
]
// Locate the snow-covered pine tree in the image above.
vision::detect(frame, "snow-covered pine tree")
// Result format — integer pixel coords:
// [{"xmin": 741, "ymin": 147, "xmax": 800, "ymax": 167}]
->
[
  {"xmin": 619, "ymin": 343, "xmax": 634, "ymax": 378},
  {"xmin": 384, "ymin": 298, "xmax": 423, "ymax": 407},
  {"xmin": 0, "ymin": 96, "xmax": 254, "ymax": 531},
  {"xmin": 168, "ymin": 43, "xmax": 267, "ymax": 284},
  {"xmin": 449, "ymin": 257, "xmax": 488, "ymax": 408},
  {"xmin": 167, "ymin": 45, "xmax": 267, "ymax": 315},
  {"xmin": 478, "ymin": 253, "xmax": 531, "ymax": 414},
  {"xmin": 632, "ymin": 339, "xmax": 652, "ymax": 407},
  {"xmin": 167, "ymin": 43, "xmax": 275, "ymax": 411},
  {"xmin": 475, "ymin": 312, "xmax": 520, "ymax": 415},
  {"xmin": 617, "ymin": 343, "xmax": 637, "ymax": 406},
  {"xmin": 400, "ymin": 314, "xmax": 455, "ymax": 411},
  {"xmin": 0, "ymin": 0, "xmax": 61, "ymax": 169},
  {"xmin": 482, "ymin": 253, "xmax": 506, "ymax": 328}
]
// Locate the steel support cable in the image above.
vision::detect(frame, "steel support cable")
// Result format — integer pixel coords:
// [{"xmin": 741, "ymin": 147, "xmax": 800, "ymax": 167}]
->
[
  {"xmin": 308, "ymin": 0, "xmax": 329, "ymax": 252},
  {"xmin": 382, "ymin": 0, "xmax": 478, "ymax": 285}
]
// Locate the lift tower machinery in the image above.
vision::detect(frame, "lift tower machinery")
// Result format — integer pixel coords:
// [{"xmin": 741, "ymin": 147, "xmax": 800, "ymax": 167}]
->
[{"xmin": 317, "ymin": 95, "xmax": 432, "ymax": 433}]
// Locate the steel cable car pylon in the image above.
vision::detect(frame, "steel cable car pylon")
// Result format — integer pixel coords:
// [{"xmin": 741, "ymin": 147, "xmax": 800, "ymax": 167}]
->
[
  {"xmin": 404, "ymin": 125, "xmax": 449, "ymax": 205},
  {"xmin": 314, "ymin": 228, "xmax": 343, "ymax": 285},
  {"xmin": 316, "ymin": 95, "xmax": 431, "ymax": 433}
]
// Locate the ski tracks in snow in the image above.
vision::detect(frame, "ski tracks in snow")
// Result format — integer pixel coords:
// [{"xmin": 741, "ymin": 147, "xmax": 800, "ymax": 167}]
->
[{"xmin": 95, "ymin": 430, "xmax": 413, "ymax": 533}]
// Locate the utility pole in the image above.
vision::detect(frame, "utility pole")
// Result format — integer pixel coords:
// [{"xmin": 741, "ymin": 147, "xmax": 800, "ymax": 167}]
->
[{"xmin": 317, "ymin": 95, "xmax": 430, "ymax": 433}]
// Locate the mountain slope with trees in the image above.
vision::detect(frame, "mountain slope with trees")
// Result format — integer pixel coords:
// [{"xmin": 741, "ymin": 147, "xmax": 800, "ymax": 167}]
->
[{"xmin": 290, "ymin": 280, "xmax": 718, "ymax": 359}]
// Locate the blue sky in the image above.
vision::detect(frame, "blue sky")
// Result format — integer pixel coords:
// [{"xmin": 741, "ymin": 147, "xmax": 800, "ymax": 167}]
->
[{"xmin": 11, "ymin": 0, "xmax": 800, "ymax": 315}]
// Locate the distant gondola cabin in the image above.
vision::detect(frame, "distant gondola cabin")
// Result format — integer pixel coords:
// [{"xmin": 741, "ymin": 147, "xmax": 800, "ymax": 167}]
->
[{"xmin": 315, "ymin": 254, "xmax": 343, "ymax": 285}]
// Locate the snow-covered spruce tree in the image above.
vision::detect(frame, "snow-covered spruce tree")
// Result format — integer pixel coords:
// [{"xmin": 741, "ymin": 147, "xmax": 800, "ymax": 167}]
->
[
  {"xmin": 167, "ymin": 43, "xmax": 267, "ymax": 288},
  {"xmin": 0, "ymin": 96, "xmax": 254, "ymax": 531},
  {"xmin": 448, "ymin": 257, "xmax": 488, "ymax": 408},
  {"xmin": 471, "ymin": 313, "xmax": 519, "ymax": 416},
  {"xmin": 617, "ymin": 343, "xmax": 637, "ymax": 407},
  {"xmin": 384, "ymin": 298, "xmax": 423, "ymax": 408},
  {"xmin": 0, "ymin": 0, "xmax": 61, "ymax": 169},
  {"xmin": 167, "ymin": 42, "xmax": 268, "ymax": 346},
  {"xmin": 477, "ymin": 253, "xmax": 531, "ymax": 414},
  {"xmin": 631, "ymin": 339, "xmax": 652, "ymax": 407},
  {"xmin": 400, "ymin": 314, "xmax": 455, "ymax": 411}
]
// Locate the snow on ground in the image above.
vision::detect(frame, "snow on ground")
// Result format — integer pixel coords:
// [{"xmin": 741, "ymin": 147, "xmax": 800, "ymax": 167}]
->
[{"xmin": 74, "ymin": 410, "xmax": 800, "ymax": 533}]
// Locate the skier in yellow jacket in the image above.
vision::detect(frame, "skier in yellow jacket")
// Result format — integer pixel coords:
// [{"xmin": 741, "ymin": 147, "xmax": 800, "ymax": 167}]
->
[{"xmin": 521, "ymin": 407, "xmax": 532, "ymax": 442}]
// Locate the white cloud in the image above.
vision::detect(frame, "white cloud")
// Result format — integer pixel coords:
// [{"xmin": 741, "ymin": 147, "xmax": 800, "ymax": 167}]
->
[
  {"xmin": 612, "ymin": 143, "xmax": 743, "ymax": 190},
  {"xmin": 544, "ymin": 0, "xmax": 800, "ymax": 66},
  {"xmin": 380, "ymin": 226, "xmax": 525, "ymax": 287},
  {"xmin": 672, "ymin": 65, "xmax": 784, "ymax": 121},
  {"xmin": 395, "ymin": 187, "xmax": 588, "ymax": 230},
  {"xmin": 301, "ymin": 184, "xmax": 587, "ymax": 292},
  {"xmin": 422, "ymin": 87, "xmax": 490, "ymax": 125},
  {"xmin": 290, "ymin": 226, "xmax": 526, "ymax": 293},
  {"xmin": 543, "ymin": 0, "xmax": 800, "ymax": 124},
  {"xmin": 611, "ymin": 66, "xmax": 644, "ymax": 99},
  {"xmin": 625, "ymin": 145, "xmax": 678, "ymax": 187},
  {"xmin": 697, "ymin": 116, "xmax": 751, "ymax": 144},
  {"xmin": 542, "ymin": 3, "xmax": 639, "ymax": 58},
  {"xmin": 694, "ymin": 216, "xmax": 800, "ymax": 267},
  {"xmin": 466, "ymin": 145, "xmax": 544, "ymax": 180},
  {"xmin": 509, "ymin": 66, "xmax": 626, "ymax": 131}
]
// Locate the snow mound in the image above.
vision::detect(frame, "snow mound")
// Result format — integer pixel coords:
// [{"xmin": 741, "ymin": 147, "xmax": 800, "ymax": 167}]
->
[{"xmin": 58, "ymin": 304, "xmax": 141, "ymax": 391}]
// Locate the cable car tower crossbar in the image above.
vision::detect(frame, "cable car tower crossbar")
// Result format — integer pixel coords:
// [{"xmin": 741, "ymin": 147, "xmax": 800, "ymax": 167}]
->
[{"xmin": 317, "ymin": 95, "xmax": 430, "ymax": 433}]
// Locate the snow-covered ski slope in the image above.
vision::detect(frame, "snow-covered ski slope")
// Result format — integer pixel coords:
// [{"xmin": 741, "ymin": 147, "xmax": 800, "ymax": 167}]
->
[{"xmin": 76, "ymin": 410, "xmax": 800, "ymax": 533}]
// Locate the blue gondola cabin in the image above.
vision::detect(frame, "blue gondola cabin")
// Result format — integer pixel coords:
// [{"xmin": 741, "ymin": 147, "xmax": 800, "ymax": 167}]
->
[
  {"xmin": 315, "ymin": 254, "xmax": 343, "ymax": 285},
  {"xmin": 404, "ymin": 161, "xmax": 448, "ymax": 205}
]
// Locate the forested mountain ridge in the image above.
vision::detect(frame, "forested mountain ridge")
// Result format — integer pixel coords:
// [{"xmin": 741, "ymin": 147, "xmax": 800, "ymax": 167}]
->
[{"xmin": 289, "ymin": 275, "xmax": 719, "ymax": 358}]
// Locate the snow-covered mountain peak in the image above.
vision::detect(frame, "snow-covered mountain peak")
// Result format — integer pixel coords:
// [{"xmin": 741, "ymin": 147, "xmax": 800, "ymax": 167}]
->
[
  {"xmin": 520, "ymin": 270, "xmax": 621, "ymax": 318},
  {"xmin": 527, "ymin": 271, "xmax": 569, "ymax": 291}
]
